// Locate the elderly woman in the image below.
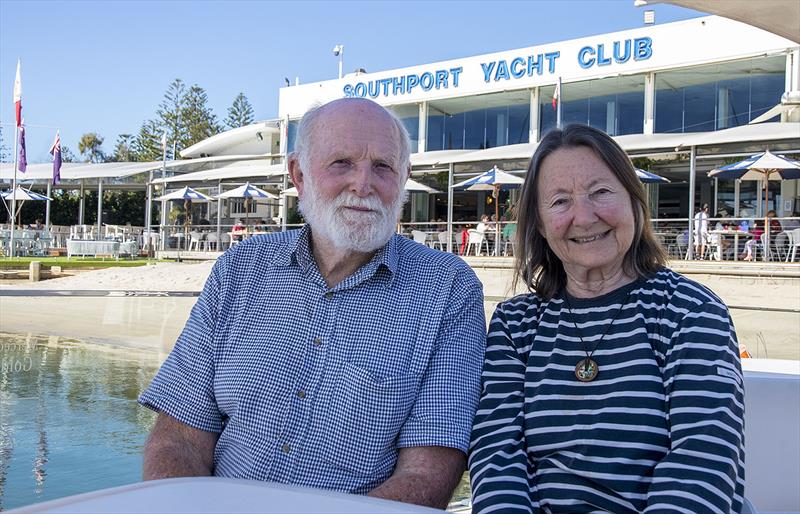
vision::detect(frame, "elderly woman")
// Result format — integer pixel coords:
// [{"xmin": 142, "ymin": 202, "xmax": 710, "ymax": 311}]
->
[{"xmin": 469, "ymin": 124, "xmax": 745, "ymax": 514}]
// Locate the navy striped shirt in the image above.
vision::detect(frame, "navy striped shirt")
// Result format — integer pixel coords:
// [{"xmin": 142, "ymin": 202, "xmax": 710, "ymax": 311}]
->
[
  {"xmin": 469, "ymin": 269, "xmax": 745, "ymax": 514},
  {"xmin": 140, "ymin": 226, "xmax": 486, "ymax": 493}
]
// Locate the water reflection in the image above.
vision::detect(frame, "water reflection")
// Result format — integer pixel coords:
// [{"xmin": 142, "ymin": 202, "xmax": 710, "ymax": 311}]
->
[{"xmin": 0, "ymin": 332, "xmax": 160, "ymax": 510}]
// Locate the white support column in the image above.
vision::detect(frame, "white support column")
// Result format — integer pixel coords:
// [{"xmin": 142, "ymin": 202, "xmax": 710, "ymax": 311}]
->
[
  {"xmin": 280, "ymin": 115, "xmax": 290, "ymax": 231},
  {"xmin": 216, "ymin": 180, "xmax": 223, "ymax": 247},
  {"xmin": 45, "ymin": 180, "xmax": 52, "ymax": 231},
  {"xmin": 734, "ymin": 180, "xmax": 741, "ymax": 217},
  {"xmin": 418, "ymin": 102, "xmax": 427, "ymax": 153},
  {"xmin": 78, "ymin": 180, "xmax": 85, "ymax": 225},
  {"xmin": 687, "ymin": 146, "xmax": 696, "ymax": 260},
  {"xmin": 529, "ymin": 88, "xmax": 540, "ymax": 143},
  {"xmin": 643, "ymin": 72, "xmax": 656, "ymax": 135},
  {"xmin": 447, "ymin": 163, "xmax": 454, "ymax": 254},
  {"xmin": 96, "ymin": 179, "xmax": 103, "ymax": 241}
]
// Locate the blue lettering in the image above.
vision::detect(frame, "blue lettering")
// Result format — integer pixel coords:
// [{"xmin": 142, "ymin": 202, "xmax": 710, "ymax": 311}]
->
[
  {"xmin": 391, "ymin": 76, "xmax": 405, "ymax": 95},
  {"xmin": 527, "ymin": 54, "xmax": 543, "ymax": 76},
  {"xmin": 578, "ymin": 46, "xmax": 595, "ymax": 69},
  {"xmin": 545, "ymin": 51, "xmax": 560, "ymax": 73},
  {"xmin": 510, "ymin": 57, "xmax": 526, "ymax": 78},
  {"xmin": 420, "ymin": 72, "xmax": 434, "ymax": 91},
  {"xmin": 634, "ymin": 37, "xmax": 653, "ymax": 60},
  {"xmin": 343, "ymin": 84, "xmax": 354, "ymax": 98},
  {"xmin": 380, "ymin": 78, "xmax": 391, "ymax": 96},
  {"xmin": 407, "ymin": 74, "xmax": 420, "ymax": 93},
  {"xmin": 435, "ymin": 70, "xmax": 448, "ymax": 89},
  {"xmin": 613, "ymin": 40, "xmax": 631, "ymax": 63},
  {"xmin": 481, "ymin": 61, "xmax": 496, "ymax": 82},
  {"xmin": 450, "ymin": 67, "xmax": 463, "ymax": 87},
  {"xmin": 494, "ymin": 60, "xmax": 510, "ymax": 81},
  {"xmin": 596, "ymin": 44, "xmax": 611, "ymax": 66},
  {"xmin": 353, "ymin": 82, "xmax": 367, "ymax": 98},
  {"xmin": 367, "ymin": 80, "xmax": 380, "ymax": 98}
]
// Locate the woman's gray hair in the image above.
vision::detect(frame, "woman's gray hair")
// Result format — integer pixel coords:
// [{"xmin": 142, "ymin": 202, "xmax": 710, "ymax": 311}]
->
[
  {"xmin": 513, "ymin": 124, "xmax": 667, "ymax": 300},
  {"xmin": 292, "ymin": 99, "xmax": 412, "ymax": 176}
]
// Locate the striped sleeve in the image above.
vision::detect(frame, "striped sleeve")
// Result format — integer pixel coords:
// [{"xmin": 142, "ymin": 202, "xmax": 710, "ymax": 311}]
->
[
  {"xmin": 468, "ymin": 300, "xmax": 535, "ymax": 514},
  {"xmin": 645, "ymin": 280, "xmax": 745, "ymax": 514}
]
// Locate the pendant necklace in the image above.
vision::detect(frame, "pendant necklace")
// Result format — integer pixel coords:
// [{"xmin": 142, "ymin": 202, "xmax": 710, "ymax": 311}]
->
[{"xmin": 562, "ymin": 288, "xmax": 633, "ymax": 383}]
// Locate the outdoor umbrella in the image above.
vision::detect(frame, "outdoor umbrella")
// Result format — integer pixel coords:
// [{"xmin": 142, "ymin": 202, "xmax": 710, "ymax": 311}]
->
[
  {"xmin": 215, "ymin": 182, "xmax": 279, "ymax": 226},
  {"xmin": 280, "ymin": 178, "xmax": 440, "ymax": 198},
  {"xmin": 452, "ymin": 166, "xmax": 525, "ymax": 255},
  {"xmin": 635, "ymin": 168, "xmax": 670, "ymax": 183},
  {"xmin": 153, "ymin": 186, "xmax": 215, "ymax": 248},
  {"xmin": 708, "ymin": 150, "xmax": 800, "ymax": 240},
  {"xmin": 2, "ymin": 186, "xmax": 52, "ymax": 227}
]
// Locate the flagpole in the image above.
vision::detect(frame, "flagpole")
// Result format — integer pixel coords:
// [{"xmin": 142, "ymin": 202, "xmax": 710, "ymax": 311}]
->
[{"xmin": 9, "ymin": 125, "xmax": 18, "ymax": 258}]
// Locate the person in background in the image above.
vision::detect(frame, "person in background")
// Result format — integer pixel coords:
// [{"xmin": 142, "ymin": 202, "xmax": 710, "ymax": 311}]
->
[
  {"xmin": 469, "ymin": 124, "xmax": 744, "ymax": 514},
  {"xmin": 693, "ymin": 203, "xmax": 709, "ymax": 259},
  {"xmin": 741, "ymin": 210, "xmax": 782, "ymax": 261},
  {"xmin": 139, "ymin": 98, "xmax": 486, "ymax": 509}
]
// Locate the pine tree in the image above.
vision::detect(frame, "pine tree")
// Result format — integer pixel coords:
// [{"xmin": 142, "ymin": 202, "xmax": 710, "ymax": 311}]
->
[
  {"xmin": 182, "ymin": 84, "xmax": 222, "ymax": 147},
  {"xmin": 225, "ymin": 92, "xmax": 255, "ymax": 129},
  {"xmin": 110, "ymin": 134, "xmax": 136, "ymax": 162},
  {"xmin": 61, "ymin": 145, "xmax": 77, "ymax": 163},
  {"xmin": 133, "ymin": 119, "xmax": 164, "ymax": 162},
  {"xmin": 78, "ymin": 133, "xmax": 106, "ymax": 163},
  {"xmin": 156, "ymin": 79, "xmax": 186, "ymax": 159}
]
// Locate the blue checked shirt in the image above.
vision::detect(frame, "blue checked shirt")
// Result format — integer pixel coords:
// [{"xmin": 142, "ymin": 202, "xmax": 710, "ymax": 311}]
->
[{"xmin": 139, "ymin": 225, "xmax": 486, "ymax": 493}]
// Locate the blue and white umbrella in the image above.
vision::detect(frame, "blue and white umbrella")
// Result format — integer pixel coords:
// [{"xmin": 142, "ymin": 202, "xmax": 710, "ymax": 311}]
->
[
  {"xmin": 635, "ymin": 168, "xmax": 670, "ymax": 184},
  {"xmin": 154, "ymin": 186, "xmax": 214, "ymax": 202},
  {"xmin": 1, "ymin": 187, "xmax": 52, "ymax": 201},
  {"xmin": 451, "ymin": 166, "xmax": 525, "ymax": 191},
  {"xmin": 708, "ymin": 150, "xmax": 800, "ymax": 181},
  {"xmin": 453, "ymin": 167, "xmax": 524, "ymax": 256},
  {"xmin": 215, "ymin": 182, "xmax": 279, "ymax": 200}
]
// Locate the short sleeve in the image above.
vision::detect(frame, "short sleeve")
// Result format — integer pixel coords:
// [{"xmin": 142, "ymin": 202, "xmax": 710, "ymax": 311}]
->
[
  {"xmin": 138, "ymin": 259, "xmax": 226, "ymax": 432},
  {"xmin": 396, "ymin": 269, "xmax": 486, "ymax": 453}
]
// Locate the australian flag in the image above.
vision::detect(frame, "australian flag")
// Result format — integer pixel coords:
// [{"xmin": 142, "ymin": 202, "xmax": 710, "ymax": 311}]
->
[{"xmin": 50, "ymin": 132, "xmax": 62, "ymax": 184}]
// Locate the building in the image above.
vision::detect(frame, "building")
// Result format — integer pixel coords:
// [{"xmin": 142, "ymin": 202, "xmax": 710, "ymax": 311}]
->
[{"xmin": 276, "ymin": 15, "xmax": 800, "ymax": 224}]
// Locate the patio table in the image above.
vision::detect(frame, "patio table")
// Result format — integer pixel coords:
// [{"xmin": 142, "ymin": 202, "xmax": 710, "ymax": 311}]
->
[{"xmin": 708, "ymin": 230, "xmax": 754, "ymax": 261}]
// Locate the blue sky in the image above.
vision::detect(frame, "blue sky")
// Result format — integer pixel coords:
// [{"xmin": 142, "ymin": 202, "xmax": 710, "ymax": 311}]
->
[{"xmin": 0, "ymin": 0, "xmax": 702, "ymax": 163}]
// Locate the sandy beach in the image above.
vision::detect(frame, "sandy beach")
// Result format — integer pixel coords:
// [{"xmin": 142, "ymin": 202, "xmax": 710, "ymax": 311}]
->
[{"xmin": 1, "ymin": 261, "xmax": 798, "ymax": 360}]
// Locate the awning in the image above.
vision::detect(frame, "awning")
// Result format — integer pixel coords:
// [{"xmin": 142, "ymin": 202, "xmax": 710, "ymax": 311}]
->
[
  {"xmin": 675, "ymin": 122, "xmax": 800, "ymax": 149},
  {"xmin": 0, "ymin": 161, "xmax": 162, "ymax": 181},
  {"xmin": 152, "ymin": 161, "xmax": 286, "ymax": 184}
]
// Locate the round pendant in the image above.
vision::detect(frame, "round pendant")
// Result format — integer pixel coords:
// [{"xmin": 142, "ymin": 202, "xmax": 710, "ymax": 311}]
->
[{"xmin": 575, "ymin": 358, "xmax": 599, "ymax": 382}]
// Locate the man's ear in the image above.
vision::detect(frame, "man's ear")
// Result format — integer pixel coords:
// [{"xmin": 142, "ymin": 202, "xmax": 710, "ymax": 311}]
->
[{"xmin": 288, "ymin": 153, "xmax": 305, "ymax": 197}]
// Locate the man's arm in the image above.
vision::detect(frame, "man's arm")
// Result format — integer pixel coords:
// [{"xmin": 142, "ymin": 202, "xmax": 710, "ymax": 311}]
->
[
  {"xmin": 368, "ymin": 446, "xmax": 465, "ymax": 509},
  {"xmin": 143, "ymin": 412, "xmax": 219, "ymax": 480}
]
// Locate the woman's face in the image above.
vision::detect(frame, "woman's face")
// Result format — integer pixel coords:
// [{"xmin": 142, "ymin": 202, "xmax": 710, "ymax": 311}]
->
[{"xmin": 536, "ymin": 146, "xmax": 636, "ymax": 279}]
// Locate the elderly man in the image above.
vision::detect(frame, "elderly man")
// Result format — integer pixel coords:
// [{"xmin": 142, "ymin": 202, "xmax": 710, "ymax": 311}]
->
[{"xmin": 138, "ymin": 98, "xmax": 485, "ymax": 508}]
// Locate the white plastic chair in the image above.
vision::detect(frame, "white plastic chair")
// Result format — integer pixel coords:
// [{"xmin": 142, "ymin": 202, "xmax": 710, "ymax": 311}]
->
[
  {"xmin": 206, "ymin": 233, "xmax": 219, "ymax": 251},
  {"xmin": 432, "ymin": 231, "xmax": 448, "ymax": 251},
  {"xmin": 189, "ymin": 231, "xmax": 205, "ymax": 251},
  {"xmin": 788, "ymin": 228, "xmax": 800, "ymax": 262},
  {"xmin": 466, "ymin": 229, "xmax": 489, "ymax": 256},
  {"xmin": 411, "ymin": 230, "xmax": 428, "ymax": 245}
]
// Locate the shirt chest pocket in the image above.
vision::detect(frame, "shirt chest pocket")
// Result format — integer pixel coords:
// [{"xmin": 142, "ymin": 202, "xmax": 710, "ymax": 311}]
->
[{"xmin": 319, "ymin": 362, "xmax": 419, "ymax": 476}]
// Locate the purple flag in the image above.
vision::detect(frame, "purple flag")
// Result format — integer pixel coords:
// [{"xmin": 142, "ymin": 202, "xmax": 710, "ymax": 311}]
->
[
  {"xmin": 18, "ymin": 124, "xmax": 27, "ymax": 172},
  {"xmin": 50, "ymin": 132, "xmax": 62, "ymax": 184}
]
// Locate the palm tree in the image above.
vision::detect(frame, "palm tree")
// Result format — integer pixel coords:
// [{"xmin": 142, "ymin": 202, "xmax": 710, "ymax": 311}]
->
[{"xmin": 78, "ymin": 132, "xmax": 105, "ymax": 163}]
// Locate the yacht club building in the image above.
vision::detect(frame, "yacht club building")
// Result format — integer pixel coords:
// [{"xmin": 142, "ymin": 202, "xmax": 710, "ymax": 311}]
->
[{"xmin": 277, "ymin": 15, "xmax": 800, "ymax": 223}]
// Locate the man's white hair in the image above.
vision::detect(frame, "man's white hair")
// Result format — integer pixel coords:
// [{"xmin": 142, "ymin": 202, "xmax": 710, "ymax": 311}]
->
[{"xmin": 292, "ymin": 98, "xmax": 412, "ymax": 176}]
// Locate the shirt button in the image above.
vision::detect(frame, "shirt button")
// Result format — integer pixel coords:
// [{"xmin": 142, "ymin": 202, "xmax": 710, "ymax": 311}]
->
[
  {"xmin": 281, "ymin": 443, "xmax": 291, "ymax": 454},
  {"xmin": 313, "ymin": 337, "xmax": 322, "ymax": 346},
  {"xmin": 324, "ymin": 291, "xmax": 334, "ymax": 300},
  {"xmin": 296, "ymin": 390, "xmax": 306, "ymax": 399}
]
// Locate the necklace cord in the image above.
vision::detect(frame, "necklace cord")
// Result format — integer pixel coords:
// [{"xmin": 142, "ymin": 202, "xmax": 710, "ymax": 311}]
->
[{"xmin": 563, "ymin": 287, "xmax": 635, "ymax": 365}]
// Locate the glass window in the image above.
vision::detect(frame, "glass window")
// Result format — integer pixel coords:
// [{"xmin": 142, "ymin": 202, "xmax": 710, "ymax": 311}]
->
[
  {"xmin": 387, "ymin": 104, "xmax": 420, "ymax": 153},
  {"xmin": 427, "ymin": 91, "xmax": 530, "ymax": 151},
  {"xmin": 286, "ymin": 120, "xmax": 298, "ymax": 153},
  {"xmin": 655, "ymin": 55, "xmax": 785, "ymax": 133},
  {"xmin": 539, "ymin": 74, "xmax": 645, "ymax": 138}
]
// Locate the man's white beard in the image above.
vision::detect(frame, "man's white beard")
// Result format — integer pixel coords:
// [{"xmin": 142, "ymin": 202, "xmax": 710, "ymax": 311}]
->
[{"xmin": 299, "ymin": 176, "xmax": 407, "ymax": 253}]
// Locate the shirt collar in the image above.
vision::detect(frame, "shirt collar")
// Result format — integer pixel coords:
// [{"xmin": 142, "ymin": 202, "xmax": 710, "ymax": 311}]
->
[{"xmin": 277, "ymin": 224, "xmax": 400, "ymax": 287}]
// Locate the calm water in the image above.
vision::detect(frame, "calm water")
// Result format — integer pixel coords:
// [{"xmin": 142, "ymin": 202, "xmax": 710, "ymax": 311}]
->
[
  {"xmin": 0, "ymin": 332, "xmax": 471, "ymax": 510},
  {"xmin": 0, "ymin": 332, "xmax": 161, "ymax": 510}
]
